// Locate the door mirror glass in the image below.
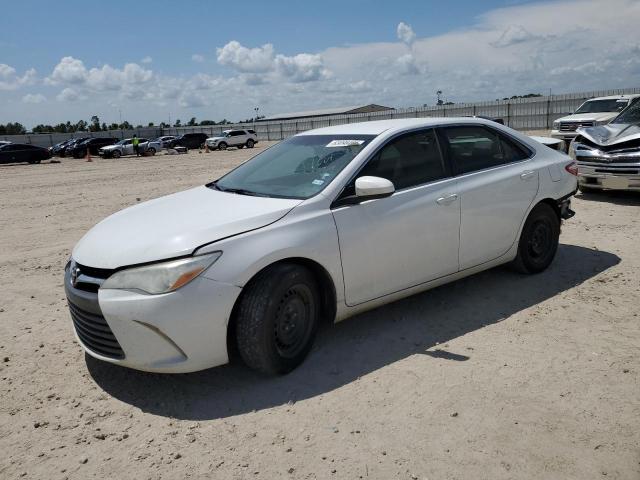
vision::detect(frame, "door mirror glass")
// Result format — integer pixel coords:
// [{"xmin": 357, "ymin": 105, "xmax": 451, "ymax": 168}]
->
[{"xmin": 355, "ymin": 176, "xmax": 395, "ymax": 198}]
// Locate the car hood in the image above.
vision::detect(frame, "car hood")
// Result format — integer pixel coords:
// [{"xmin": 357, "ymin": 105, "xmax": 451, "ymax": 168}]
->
[
  {"xmin": 576, "ymin": 122, "xmax": 640, "ymax": 147},
  {"xmin": 207, "ymin": 136, "xmax": 224, "ymax": 141},
  {"xmin": 557, "ymin": 112, "xmax": 618, "ymax": 123},
  {"xmin": 72, "ymin": 186, "xmax": 301, "ymax": 269},
  {"xmin": 100, "ymin": 144, "xmax": 122, "ymax": 150}
]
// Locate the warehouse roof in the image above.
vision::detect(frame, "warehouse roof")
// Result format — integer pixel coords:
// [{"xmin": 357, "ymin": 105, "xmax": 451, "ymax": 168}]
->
[{"xmin": 260, "ymin": 104, "xmax": 393, "ymax": 121}]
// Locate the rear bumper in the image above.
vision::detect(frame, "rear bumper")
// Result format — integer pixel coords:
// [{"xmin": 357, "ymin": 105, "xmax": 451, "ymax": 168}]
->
[{"xmin": 65, "ymin": 266, "xmax": 242, "ymax": 373}]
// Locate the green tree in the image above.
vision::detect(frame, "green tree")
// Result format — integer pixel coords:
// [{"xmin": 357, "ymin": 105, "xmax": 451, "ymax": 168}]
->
[
  {"xmin": 101, "ymin": 122, "xmax": 108, "ymax": 131},
  {"xmin": 148, "ymin": 122, "xmax": 155, "ymax": 127},
  {"xmin": 188, "ymin": 117, "xmax": 197, "ymax": 126},
  {"xmin": 174, "ymin": 119, "xmax": 182, "ymax": 127},
  {"xmin": 90, "ymin": 115, "xmax": 101, "ymax": 132}
]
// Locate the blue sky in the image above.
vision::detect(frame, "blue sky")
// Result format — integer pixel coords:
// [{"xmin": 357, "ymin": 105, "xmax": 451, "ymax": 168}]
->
[{"xmin": 1, "ymin": 0, "xmax": 639, "ymax": 127}]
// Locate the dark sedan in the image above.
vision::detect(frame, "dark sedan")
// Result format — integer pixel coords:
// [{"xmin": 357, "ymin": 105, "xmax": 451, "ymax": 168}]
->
[
  {"xmin": 67, "ymin": 137, "xmax": 117, "ymax": 158},
  {"xmin": 59, "ymin": 137, "xmax": 90, "ymax": 157},
  {"xmin": 0, "ymin": 143, "xmax": 52, "ymax": 165}
]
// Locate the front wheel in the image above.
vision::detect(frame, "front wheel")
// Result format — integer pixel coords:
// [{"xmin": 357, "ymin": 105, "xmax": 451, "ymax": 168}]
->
[
  {"xmin": 146, "ymin": 147, "xmax": 156, "ymax": 156},
  {"xmin": 512, "ymin": 203, "xmax": 560, "ymax": 274},
  {"xmin": 218, "ymin": 142, "xmax": 227, "ymax": 150},
  {"xmin": 246, "ymin": 139, "xmax": 255, "ymax": 148},
  {"xmin": 112, "ymin": 150, "xmax": 121, "ymax": 158},
  {"xmin": 235, "ymin": 264, "xmax": 320, "ymax": 375}
]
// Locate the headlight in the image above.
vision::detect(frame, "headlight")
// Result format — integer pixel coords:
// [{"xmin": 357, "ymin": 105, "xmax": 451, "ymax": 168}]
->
[
  {"xmin": 552, "ymin": 121, "xmax": 560, "ymax": 129},
  {"xmin": 102, "ymin": 252, "xmax": 222, "ymax": 295}
]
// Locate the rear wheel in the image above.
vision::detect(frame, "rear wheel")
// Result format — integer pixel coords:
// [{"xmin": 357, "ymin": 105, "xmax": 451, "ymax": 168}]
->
[
  {"xmin": 578, "ymin": 184, "xmax": 598, "ymax": 194},
  {"xmin": 513, "ymin": 203, "xmax": 560, "ymax": 274},
  {"xmin": 218, "ymin": 142, "xmax": 227, "ymax": 150},
  {"xmin": 246, "ymin": 139, "xmax": 255, "ymax": 148},
  {"xmin": 235, "ymin": 264, "xmax": 319, "ymax": 375}
]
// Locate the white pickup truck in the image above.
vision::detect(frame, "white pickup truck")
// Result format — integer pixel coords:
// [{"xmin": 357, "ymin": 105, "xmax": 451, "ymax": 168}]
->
[{"xmin": 551, "ymin": 94, "xmax": 640, "ymax": 144}]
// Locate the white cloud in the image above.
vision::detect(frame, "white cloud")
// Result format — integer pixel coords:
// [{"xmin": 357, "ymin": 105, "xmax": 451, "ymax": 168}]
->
[
  {"xmin": 191, "ymin": 54, "xmax": 205, "ymax": 63},
  {"xmin": 56, "ymin": 87, "xmax": 83, "ymax": 102},
  {"xmin": 22, "ymin": 93, "xmax": 46, "ymax": 104},
  {"xmin": 141, "ymin": 56, "xmax": 153, "ymax": 64},
  {"xmin": 275, "ymin": 53, "xmax": 329, "ymax": 82},
  {"xmin": 216, "ymin": 41, "xmax": 275, "ymax": 73},
  {"xmin": 491, "ymin": 25, "xmax": 541, "ymax": 48},
  {"xmin": 46, "ymin": 56, "xmax": 87, "ymax": 85},
  {"xmin": 397, "ymin": 22, "xmax": 416, "ymax": 45},
  {"xmin": 0, "ymin": 64, "xmax": 36, "ymax": 90},
  {"xmin": 396, "ymin": 54, "xmax": 422, "ymax": 75}
]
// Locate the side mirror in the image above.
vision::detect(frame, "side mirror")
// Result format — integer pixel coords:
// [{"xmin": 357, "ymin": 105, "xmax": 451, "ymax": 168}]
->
[{"xmin": 355, "ymin": 176, "xmax": 395, "ymax": 198}]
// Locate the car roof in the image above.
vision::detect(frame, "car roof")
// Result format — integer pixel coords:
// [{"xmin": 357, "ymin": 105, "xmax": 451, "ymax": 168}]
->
[{"xmin": 297, "ymin": 117, "xmax": 501, "ymax": 136}]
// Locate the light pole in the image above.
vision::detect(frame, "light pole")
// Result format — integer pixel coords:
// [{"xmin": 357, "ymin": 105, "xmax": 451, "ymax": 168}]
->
[{"xmin": 253, "ymin": 107, "xmax": 259, "ymax": 130}]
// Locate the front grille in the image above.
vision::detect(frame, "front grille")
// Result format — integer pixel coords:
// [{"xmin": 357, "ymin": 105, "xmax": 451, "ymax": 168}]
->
[
  {"xmin": 69, "ymin": 302, "xmax": 124, "ymax": 359},
  {"xmin": 560, "ymin": 121, "xmax": 594, "ymax": 132},
  {"xmin": 578, "ymin": 155, "xmax": 640, "ymax": 164}
]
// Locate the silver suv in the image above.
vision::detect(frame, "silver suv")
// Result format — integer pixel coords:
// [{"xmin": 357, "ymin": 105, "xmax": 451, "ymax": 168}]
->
[
  {"xmin": 206, "ymin": 128, "xmax": 258, "ymax": 150},
  {"xmin": 206, "ymin": 129, "xmax": 258, "ymax": 150}
]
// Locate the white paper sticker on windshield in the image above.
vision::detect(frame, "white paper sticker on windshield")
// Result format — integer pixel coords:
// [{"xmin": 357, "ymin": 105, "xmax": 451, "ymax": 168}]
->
[
  {"xmin": 312, "ymin": 179, "xmax": 324, "ymax": 185},
  {"xmin": 325, "ymin": 139, "xmax": 365, "ymax": 148}
]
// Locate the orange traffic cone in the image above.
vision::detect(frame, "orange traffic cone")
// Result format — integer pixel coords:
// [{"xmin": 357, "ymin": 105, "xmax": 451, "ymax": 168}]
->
[
  {"xmin": 85, "ymin": 149, "xmax": 92, "ymax": 162},
  {"xmin": 205, "ymin": 144, "xmax": 210, "ymax": 153}
]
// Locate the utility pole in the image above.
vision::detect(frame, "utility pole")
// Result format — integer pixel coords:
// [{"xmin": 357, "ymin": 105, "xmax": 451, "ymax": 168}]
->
[{"xmin": 254, "ymin": 107, "xmax": 259, "ymax": 130}]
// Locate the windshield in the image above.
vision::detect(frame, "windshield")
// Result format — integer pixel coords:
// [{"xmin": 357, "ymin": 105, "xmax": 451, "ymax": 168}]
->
[
  {"xmin": 612, "ymin": 100, "xmax": 640, "ymax": 124},
  {"xmin": 116, "ymin": 139, "xmax": 128, "ymax": 145},
  {"xmin": 574, "ymin": 99, "xmax": 628, "ymax": 114},
  {"xmin": 212, "ymin": 134, "xmax": 376, "ymax": 199}
]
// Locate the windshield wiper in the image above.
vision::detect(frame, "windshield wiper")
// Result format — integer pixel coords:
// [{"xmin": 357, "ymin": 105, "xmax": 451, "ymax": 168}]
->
[{"xmin": 209, "ymin": 182, "xmax": 269, "ymax": 197}]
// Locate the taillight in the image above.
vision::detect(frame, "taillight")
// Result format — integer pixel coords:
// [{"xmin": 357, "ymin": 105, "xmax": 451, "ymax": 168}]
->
[{"xmin": 565, "ymin": 161, "xmax": 578, "ymax": 176}]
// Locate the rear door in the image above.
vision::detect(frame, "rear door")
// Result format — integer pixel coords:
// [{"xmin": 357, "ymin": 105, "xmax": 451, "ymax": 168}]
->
[
  {"xmin": 439, "ymin": 125, "xmax": 539, "ymax": 270},
  {"xmin": 332, "ymin": 128, "xmax": 460, "ymax": 305}
]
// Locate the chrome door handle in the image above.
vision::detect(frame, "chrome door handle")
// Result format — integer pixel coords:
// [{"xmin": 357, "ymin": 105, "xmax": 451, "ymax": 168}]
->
[
  {"xmin": 436, "ymin": 193, "xmax": 458, "ymax": 205},
  {"xmin": 520, "ymin": 170, "xmax": 536, "ymax": 180}
]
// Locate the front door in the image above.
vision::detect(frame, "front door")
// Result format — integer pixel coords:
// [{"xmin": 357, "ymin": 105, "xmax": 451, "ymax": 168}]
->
[{"xmin": 332, "ymin": 128, "xmax": 460, "ymax": 306}]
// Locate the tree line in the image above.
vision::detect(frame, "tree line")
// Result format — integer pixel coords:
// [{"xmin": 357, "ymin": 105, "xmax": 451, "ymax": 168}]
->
[{"xmin": 0, "ymin": 115, "xmax": 266, "ymax": 135}]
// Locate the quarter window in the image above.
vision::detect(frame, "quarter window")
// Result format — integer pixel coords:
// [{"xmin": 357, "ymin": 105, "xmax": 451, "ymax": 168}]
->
[{"xmin": 358, "ymin": 129, "xmax": 447, "ymax": 190}]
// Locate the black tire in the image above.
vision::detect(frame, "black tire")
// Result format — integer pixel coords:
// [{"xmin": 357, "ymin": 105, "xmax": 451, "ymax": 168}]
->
[
  {"xmin": 513, "ymin": 203, "xmax": 560, "ymax": 274},
  {"xmin": 112, "ymin": 150, "xmax": 121, "ymax": 158},
  {"xmin": 218, "ymin": 142, "xmax": 227, "ymax": 150},
  {"xmin": 246, "ymin": 139, "xmax": 255, "ymax": 148},
  {"xmin": 147, "ymin": 147, "xmax": 156, "ymax": 155},
  {"xmin": 578, "ymin": 184, "xmax": 598, "ymax": 194},
  {"xmin": 235, "ymin": 264, "xmax": 320, "ymax": 375}
]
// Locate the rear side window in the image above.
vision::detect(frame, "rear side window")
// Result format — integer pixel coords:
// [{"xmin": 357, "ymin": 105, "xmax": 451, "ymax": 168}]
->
[
  {"xmin": 359, "ymin": 128, "xmax": 448, "ymax": 190},
  {"xmin": 441, "ymin": 126, "xmax": 529, "ymax": 174},
  {"xmin": 247, "ymin": 129, "xmax": 256, "ymax": 134}
]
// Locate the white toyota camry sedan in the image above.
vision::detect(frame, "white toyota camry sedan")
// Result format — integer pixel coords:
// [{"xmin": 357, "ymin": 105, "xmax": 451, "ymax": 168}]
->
[{"xmin": 65, "ymin": 118, "xmax": 577, "ymax": 375}]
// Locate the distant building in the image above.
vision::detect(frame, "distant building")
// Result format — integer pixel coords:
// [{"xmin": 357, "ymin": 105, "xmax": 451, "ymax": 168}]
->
[{"xmin": 260, "ymin": 104, "xmax": 394, "ymax": 122}]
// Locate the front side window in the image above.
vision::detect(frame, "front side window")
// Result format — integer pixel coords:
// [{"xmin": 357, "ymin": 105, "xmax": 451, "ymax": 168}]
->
[
  {"xmin": 358, "ymin": 128, "xmax": 448, "ymax": 190},
  {"xmin": 213, "ymin": 134, "xmax": 375, "ymax": 199},
  {"xmin": 441, "ymin": 126, "xmax": 529, "ymax": 174}
]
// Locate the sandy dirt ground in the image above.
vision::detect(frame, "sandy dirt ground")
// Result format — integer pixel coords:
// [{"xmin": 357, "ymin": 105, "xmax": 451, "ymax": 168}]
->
[{"xmin": 1, "ymin": 144, "xmax": 639, "ymax": 480}]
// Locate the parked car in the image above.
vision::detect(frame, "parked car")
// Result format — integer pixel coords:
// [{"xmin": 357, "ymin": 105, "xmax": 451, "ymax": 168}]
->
[
  {"xmin": 0, "ymin": 143, "xmax": 52, "ymax": 164},
  {"xmin": 99, "ymin": 138, "xmax": 160, "ymax": 158},
  {"xmin": 551, "ymin": 94, "xmax": 640, "ymax": 144},
  {"xmin": 168, "ymin": 133, "xmax": 209, "ymax": 150},
  {"xmin": 0, "ymin": 140, "xmax": 11, "ymax": 147},
  {"xmin": 569, "ymin": 99, "xmax": 640, "ymax": 192},
  {"xmin": 153, "ymin": 136, "xmax": 177, "ymax": 148},
  {"xmin": 530, "ymin": 136, "xmax": 566, "ymax": 152},
  {"xmin": 67, "ymin": 137, "xmax": 118, "ymax": 158},
  {"xmin": 59, "ymin": 137, "xmax": 90, "ymax": 157},
  {"xmin": 50, "ymin": 139, "xmax": 73, "ymax": 156},
  {"xmin": 65, "ymin": 118, "xmax": 577, "ymax": 375},
  {"xmin": 206, "ymin": 129, "xmax": 258, "ymax": 150}
]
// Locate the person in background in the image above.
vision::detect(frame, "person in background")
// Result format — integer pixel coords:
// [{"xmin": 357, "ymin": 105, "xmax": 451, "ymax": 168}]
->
[{"xmin": 132, "ymin": 135, "xmax": 140, "ymax": 156}]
